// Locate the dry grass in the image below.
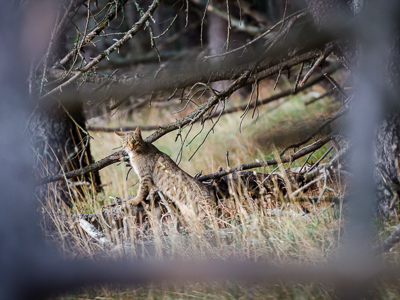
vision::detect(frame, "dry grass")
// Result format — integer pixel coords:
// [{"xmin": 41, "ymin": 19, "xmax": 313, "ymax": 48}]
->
[{"xmin": 42, "ymin": 84, "xmax": 400, "ymax": 299}]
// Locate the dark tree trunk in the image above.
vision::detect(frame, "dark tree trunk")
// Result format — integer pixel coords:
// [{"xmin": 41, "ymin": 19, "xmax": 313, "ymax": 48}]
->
[
  {"xmin": 207, "ymin": 1, "xmax": 227, "ymax": 58},
  {"xmin": 29, "ymin": 3, "xmax": 102, "ymax": 207},
  {"xmin": 304, "ymin": 0, "xmax": 353, "ymax": 28},
  {"xmin": 29, "ymin": 97, "xmax": 101, "ymax": 207},
  {"xmin": 207, "ymin": 0, "xmax": 233, "ymax": 91},
  {"xmin": 375, "ymin": 114, "xmax": 400, "ymax": 213}
]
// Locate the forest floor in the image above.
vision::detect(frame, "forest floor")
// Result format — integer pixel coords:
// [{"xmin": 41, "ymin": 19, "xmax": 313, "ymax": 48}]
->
[{"xmin": 44, "ymin": 78, "xmax": 400, "ymax": 299}]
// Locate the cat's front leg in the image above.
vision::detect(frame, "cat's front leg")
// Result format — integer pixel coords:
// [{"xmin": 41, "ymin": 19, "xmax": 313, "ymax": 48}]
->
[{"xmin": 126, "ymin": 176, "xmax": 153, "ymax": 206}]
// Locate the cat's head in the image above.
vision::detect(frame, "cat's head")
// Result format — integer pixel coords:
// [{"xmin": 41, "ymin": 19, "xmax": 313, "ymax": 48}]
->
[{"xmin": 115, "ymin": 127, "xmax": 145, "ymax": 154}]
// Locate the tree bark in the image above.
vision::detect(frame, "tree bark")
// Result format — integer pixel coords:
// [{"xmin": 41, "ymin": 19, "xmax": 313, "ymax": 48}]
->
[{"xmin": 29, "ymin": 97, "xmax": 101, "ymax": 206}]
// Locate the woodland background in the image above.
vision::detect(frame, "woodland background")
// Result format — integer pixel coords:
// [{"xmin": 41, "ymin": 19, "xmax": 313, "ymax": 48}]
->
[{"xmin": 2, "ymin": 0, "xmax": 400, "ymax": 299}]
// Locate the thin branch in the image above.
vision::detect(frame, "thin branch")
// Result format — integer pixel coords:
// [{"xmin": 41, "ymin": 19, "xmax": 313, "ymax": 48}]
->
[
  {"xmin": 299, "ymin": 150, "xmax": 315, "ymax": 173},
  {"xmin": 145, "ymin": 52, "xmax": 333, "ymax": 143},
  {"xmin": 200, "ymin": 0, "xmax": 210, "ymax": 48},
  {"xmin": 58, "ymin": 0, "xmax": 129, "ymax": 67},
  {"xmin": 209, "ymin": 64, "xmax": 340, "ymax": 119},
  {"xmin": 188, "ymin": 99, "xmax": 225, "ymax": 161},
  {"xmin": 293, "ymin": 62, "xmax": 304, "ymax": 92},
  {"xmin": 225, "ymin": 0, "xmax": 231, "ymax": 51},
  {"xmin": 40, "ymin": 5, "xmax": 63, "ymax": 95},
  {"xmin": 300, "ymin": 47, "xmax": 333, "ymax": 87},
  {"xmin": 204, "ymin": 10, "xmax": 307, "ymax": 60},
  {"xmin": 279, "ymin": 104, "xmax": 349, "ymax": 156},
  {"xmin": 41, "ymin": 0, "xmax": 160, "ymax": 100},
  {"xmin": 306, "ymin": 146, "xmax": 334, "ymax": 173},
  {"xmin": 324, "ymin": 73, "xmax": 347, "ymax": 97},
  {"xmin": 273, "ymin": 68, "xmax": 282, "ymax": 90}
]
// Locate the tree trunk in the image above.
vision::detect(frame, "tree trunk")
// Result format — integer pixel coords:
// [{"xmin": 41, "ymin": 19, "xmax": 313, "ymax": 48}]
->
[
  {"xmin": 374, "ymin": 114, "xmax": 400, "ymax": 213},
  {"xmin": 29, "ymin": 97, "xmax": 101, "ymax": 206}
]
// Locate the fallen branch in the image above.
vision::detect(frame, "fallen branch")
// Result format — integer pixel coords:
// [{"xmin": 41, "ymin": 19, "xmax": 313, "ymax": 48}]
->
[
  {"xmin": 39, "ymin": 151, "xmax": 125, "ymax": 185},
  {"xmin": 197, "ymin": 135, "xmax": 333, "ymax": 181},
  {"xmin": 79, "ymin": 219, "xmax": 110, "ymax": 247}
]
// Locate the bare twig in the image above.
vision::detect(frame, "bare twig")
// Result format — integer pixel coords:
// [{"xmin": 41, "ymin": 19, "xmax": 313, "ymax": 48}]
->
[
  {"xmin": 299, "ymin": 151, "xmax": 315, "ymax": 173},
  {"xmin": 293, "ymin": 62, "xmax": 304, "ymax": 92},
  {"xmin": 41, "ymin": 0, "xmax": 159, "ymax": 100},
  {"xmin": 194, "ymin": 0, "xmax": 262, "ymax": 36},
  {"xmin": 324, "ymin": 73, "xmax": 347, "ymax": 97},
  {"xmin": 57, "ymin": 0, "xmax": 129, "ymax": 67},
  {"xmin": 204, "ymin": 10, "xmax": 307, "ymax": 60},
  {"xmin": 300, "ymin": 47, "xmax": 333, "ymax": 87},
  {"xmin": 273, "ymin": 68, "xmax": 283, "ymax": 90},
  {"xmin": 279, "ymin": 105, "xmax": 348, "ymax": 156},
  {"xmin": 307, "ymin": 146, "xmax": 334, "ymax": 173},
  {"xmin": 40, "ymin": 9, "xmax": 59, "ymax": 91}
]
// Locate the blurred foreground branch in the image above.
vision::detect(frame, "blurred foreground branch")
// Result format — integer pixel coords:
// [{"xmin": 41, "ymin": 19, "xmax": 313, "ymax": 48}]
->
[{"xmin": 87, "ymin": 65, "xmax": 341, "ymax": 132}]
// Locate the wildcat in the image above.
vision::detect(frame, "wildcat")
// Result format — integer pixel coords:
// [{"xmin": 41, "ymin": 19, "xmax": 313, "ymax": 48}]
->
[{"xmin": 115, "ymin": 127, "xmax": 216, "ymax": 213}]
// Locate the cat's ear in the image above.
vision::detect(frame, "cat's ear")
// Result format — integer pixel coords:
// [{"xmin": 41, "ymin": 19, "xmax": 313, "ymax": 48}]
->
[
  {"xmin": 115, "ymin": 131, "xmax": 126, "ymax": 140},
  {"xmin": 133, "ymin": 126, "xmax": 143, "ymax": 140}
]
